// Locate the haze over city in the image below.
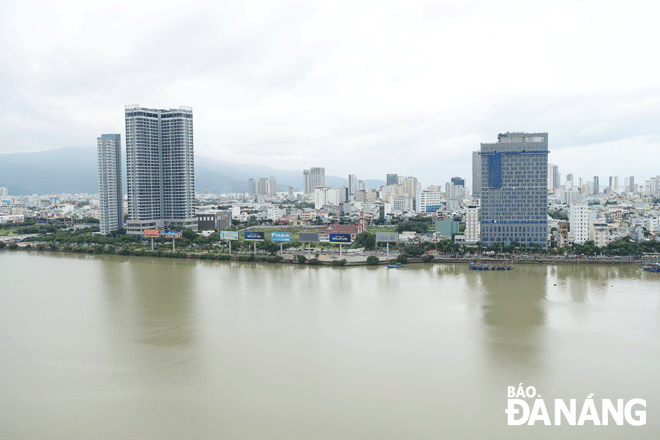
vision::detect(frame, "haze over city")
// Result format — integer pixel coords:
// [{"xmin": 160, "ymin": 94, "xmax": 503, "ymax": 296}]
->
[{"xmin": 1, "ymin": 0, "xmax": 659, "ymax": 186}]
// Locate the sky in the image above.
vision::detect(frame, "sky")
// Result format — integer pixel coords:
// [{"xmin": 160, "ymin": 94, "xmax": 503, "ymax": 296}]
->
[{"xmin": 1, "ymin": 0, "xmax": 659, "ymax": 188}]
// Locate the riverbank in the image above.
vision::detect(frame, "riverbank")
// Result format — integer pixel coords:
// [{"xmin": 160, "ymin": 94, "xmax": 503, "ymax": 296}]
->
[{"xmin": 1, "ymin": 244, "xmax": 654, "ymax": 267}]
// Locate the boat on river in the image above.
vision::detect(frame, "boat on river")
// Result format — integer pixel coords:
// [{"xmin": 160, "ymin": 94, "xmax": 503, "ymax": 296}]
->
[
  {"xmin": 469, "ymin": 262, "xmax": 512, "ymax": 271},
  {"xmin": 387, "ymin": 263, "xmax": 404, "ymax": 268},
  {"xmin": 642, "ymin": 262, "xmax": 660, "ymax": 273}
]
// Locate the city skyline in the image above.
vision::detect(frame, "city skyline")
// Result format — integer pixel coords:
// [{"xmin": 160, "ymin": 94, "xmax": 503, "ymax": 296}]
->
[{"xmin": 1, "ymin": 0, "xmax": 659, "ymax": 185}]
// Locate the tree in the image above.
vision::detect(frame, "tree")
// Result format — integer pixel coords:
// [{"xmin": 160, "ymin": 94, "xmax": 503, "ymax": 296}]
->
[
  {"xmin": 403, "ymin": 244, "xmax": 423, "ymax": 257},
  {"xmin": 353, "ymin": 232, "xmax": 376, "ymax": 250},
  {"xmin": 396, "ymin": 221, "xmax": 428, "ymax": 234},
  {"xmin": 257, "ymin": 241, "xmax": 281, "ymax": 255},
  {"xmin": 181, "ymin": 228, "xmax": 197, "ymax": 241},
  {"xmin": 366, "ymin": 256, "xmax": 380, "ymax": 265}
]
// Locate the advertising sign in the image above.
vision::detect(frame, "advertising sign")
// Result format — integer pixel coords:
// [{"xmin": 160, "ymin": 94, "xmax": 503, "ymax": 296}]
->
[
  {"xmin": 161, "ymin": 230, "xmax": 182, "ymax": 239},
  {"xmin": 329, "ymin": 233, "xmax": 351, "ymax": 243},
  {"xmin": 270, "ymin": 232, "xmax": 291, "ymax": 242},
  {"xmin": 298, "ymin": 233, "xmax": 320, "ymax": 243},
  {"xmin": 143, "ymin": 229, "xmax": 160, "ymax": 237},
  {"xmin": 220, "ymin": 231, "xmax": 238, "ymax": 240},
  {"xmin": 244, "ymin": 231, "xmax": 265, "ymax": 241},
  {"xmin": 376, "ymin": 232, "xmax": 399, "ymax": 243}
]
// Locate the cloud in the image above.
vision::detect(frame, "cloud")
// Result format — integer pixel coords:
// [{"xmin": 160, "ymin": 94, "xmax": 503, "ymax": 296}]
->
[{"xmin": 1, "ymin": 0, "xmax": 659, "ymax": 188}]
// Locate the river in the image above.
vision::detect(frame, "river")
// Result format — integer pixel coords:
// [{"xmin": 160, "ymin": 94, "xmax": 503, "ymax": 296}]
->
[{"xmin": 1, "ymin": 251, "xmax": 659, "ymax": 439}]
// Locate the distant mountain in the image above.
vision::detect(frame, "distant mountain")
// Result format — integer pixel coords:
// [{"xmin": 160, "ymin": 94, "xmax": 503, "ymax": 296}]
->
[{"xmin": 0, "ymin": 147, "xmax": 385, "ymax": 195}]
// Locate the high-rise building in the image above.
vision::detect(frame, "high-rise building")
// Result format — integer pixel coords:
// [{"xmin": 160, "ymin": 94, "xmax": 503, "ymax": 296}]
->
[
  {"xmin": 472, "ymin": 152, "xmax": 482, "ymax": 198},
  {"xmin": 609, "ymin": 176, "xmax": 619, "ymax": 194},
  {"xmin": 451, "ymin": 177, "xmax": 465, "ymax": 187},
  {"xmin": 303, "ymin": 170, "xmax": 310, "ymax": 194},
  {"xmin": 304, "ymin": 167, "xmax": 325, "ymax": 194},
  {"xmin": 403, "ymin": 177, "xmax": 418, "ymax": 198},
  {"xmin": 248, "ymin": 178, "xmax": 256, "ymax": 195},
  {"xmin": 0, "ymin": 187, "xmax": 8, "ymax": 197},
  {"xmin": 268, "ymin": 176, "xmax": 277, "ymax": 195},
  {"xmin": 258, "ymin": 178, "xmax": 269, "ymax": 195},
  {"xmin": 593, "ymin": 176, "xmax": 599, "ymax": 194},
  {"xmin": 97, "ymin": 134, "xmax": 123, "ymax": 235},
  {"xmin": 124, "ymin": 105, "xmax": 196, "ymax": 235},
  {"xmin": 310, "ymin": 167, "xmax": 325, "ymax": 190},
  {"xmin": 548, "ymin": 164, "xmax": 559, "ymax": 191},
  {"xmin": 479, "ymin": 132, "xmax": 548, "ymax": 248},
  {"xmin": 358, "ymin": 180, "xmax": 366, "ymax": 192},
  {"xmin": 348, "ymin": 174, "xmax": 358, "ymax": 195},
  {"xmin": 465, "ymin": 204, "xmax": 480, "ymax": 244},
  {"xmin": 570, "ymin": 202, "xmax": 590, "ymax": 245},
  {"xmin": 386, "ymin": 174, "xmax": 398, "ymax": 186}
]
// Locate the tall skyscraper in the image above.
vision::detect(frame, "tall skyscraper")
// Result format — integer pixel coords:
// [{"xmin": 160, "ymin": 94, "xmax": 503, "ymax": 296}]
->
[
  {"xmin": 309, "ymin": 167, "xmax": 325, "ymax": 191},
  {"xmin": 593, "ymin": 176, "xmax": 599, "ymax": 194},
  {"xmin": 97, "ymin": 134, "xmax": 122, "ymax": 235},
  {"xmin": 303, "ymin": 168, "xmax": 325, "ymax": 194},
  {"xmin": 609, "ymin": 176, "xmax": 619, "ymax": 193},
  {"xmin": 479, "ymin": 132, "xmax": 548, "ymax": 248},
  {"xmin": 268, "ymin": 176, "xmax": 277, "ymax": 195},
  {"xmin": 348, "ymin": 174, "xmax": 358, "ymax": 195},
  {"xmin": 258, "ymin": 178, "xmax": 269, "ymax": 195},
  {"xmin": 124, "ymin": 105, "xmax": 196, "ymax": 235},
  {"xmin": 0, "ymin": 187, "xmax": 8, "ymax": 197},
  {"xmin": 386, "ymin": 174, "xmax": 398, "ymax": 186},
  {"xmin": 248, "ymin": 178, "xmax": 256, "ymax": 195},
  {"xmin": 548, "ymin": 164, "xmax": 559, "ymax": 191},
  {"xmin": 403, "ymin": 177, "xmax": 418, "ymax": 198}
]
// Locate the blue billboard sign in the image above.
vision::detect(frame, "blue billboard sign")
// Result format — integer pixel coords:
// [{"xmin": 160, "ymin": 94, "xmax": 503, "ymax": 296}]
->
[
  {"xmin": 329, "ymin": 233, "xmax": 351, "ymax": 243},
  {"xmin": 270, "ymin": 232, "xmax": 291, "ymax": 242},
  {"xmin": 220, "ymin": 231, "xmax": 238, "ymax": 240},
  {"xmin": 161, "ymin": 230, "xmax": 182, "ymax": 239},
  {"xmin": 244, "ymin": 231, "xmax": 265, "ymax": 241}
]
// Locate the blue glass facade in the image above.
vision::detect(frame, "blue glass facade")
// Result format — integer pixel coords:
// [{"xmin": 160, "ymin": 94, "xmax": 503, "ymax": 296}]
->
[{"xmin": 480, "ymin": 133, "xmax": 548, "ymax": 248}]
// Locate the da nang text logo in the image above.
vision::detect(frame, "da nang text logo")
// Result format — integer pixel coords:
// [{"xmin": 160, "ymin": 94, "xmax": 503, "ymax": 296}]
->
[{"xmin": 505, "ymin": 384, "xmax": 646, "ymax": 426}]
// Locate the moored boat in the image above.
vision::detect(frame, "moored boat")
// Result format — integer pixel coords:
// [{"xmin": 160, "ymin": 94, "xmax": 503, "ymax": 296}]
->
[{"xmin": 642, "ymin": 263, "xmax": 660, "ymax": 273}]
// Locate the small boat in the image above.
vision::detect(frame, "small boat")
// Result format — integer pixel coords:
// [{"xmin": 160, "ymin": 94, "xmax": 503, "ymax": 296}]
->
[
  {"xmin": 387, "ymin": 263, "xmax": 404, "ymax": 268},
  {"xmin": 642, "ymin": 263, "xmax": 660, "ymax": 273},
  {"xmin": 469, "ymin": 262, "xmax": 512, "ymax": 271}
]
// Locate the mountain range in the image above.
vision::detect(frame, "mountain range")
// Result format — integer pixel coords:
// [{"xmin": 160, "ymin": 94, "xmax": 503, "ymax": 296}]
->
[{"xmin": 0, "ymin": 147, "xmax": 385, "ymax": 195}]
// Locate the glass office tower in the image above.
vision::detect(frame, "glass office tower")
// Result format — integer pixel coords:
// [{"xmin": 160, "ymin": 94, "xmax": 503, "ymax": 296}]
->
[{"xmin": 479, "ymin": 132, "xmax": 548, "ymax": 248}]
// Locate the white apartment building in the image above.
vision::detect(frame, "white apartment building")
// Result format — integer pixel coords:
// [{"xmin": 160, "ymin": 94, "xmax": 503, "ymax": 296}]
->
[
  {"xmin": 465, "ymin": 204, "xmax": 480, "ymax": 244},
  {"xmin": 589, "ymin": 221, "xmax": 610, "ymax": 247},
  {"xmin": 415, "ymin": 190, "xmax": 443, "ymax": 213},
  {"xmin": 570, "ymin": 202, "xmax": 590, "ymax": 245}
]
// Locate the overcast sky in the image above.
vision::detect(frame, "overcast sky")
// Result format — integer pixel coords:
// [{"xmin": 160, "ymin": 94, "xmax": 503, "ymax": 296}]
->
[{"xmin": 1, "ymin": 0, "xmax": 659, "ymax": 188}]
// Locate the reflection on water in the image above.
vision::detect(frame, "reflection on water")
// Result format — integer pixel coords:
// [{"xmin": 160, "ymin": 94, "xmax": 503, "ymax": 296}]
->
[{"xmin": 478, "ymin": 266, "xmax": 547, "ymax": 379}]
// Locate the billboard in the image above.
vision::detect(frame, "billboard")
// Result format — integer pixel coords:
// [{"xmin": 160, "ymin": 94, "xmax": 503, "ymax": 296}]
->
[
  {"xmin": 376, "ymin": 232, "xmax": 399, "ymax": 243},
  {"xmin": 270, "ymin": 232, "xmax": 291, "ymax": 242},
  {"xmin": 220, "ymin": 231, "xmax": 238, "ymax": 240},
  {"xmin": 244, "ymin": 231, "xmax": 265, "ymax": 241},
  {"xmin": 161, "ymin": 230, "xmax": 182, "ymax": 239},
  {"xmin": 329, "ymin": 233, "xmax": 351, "ymax": 243},
  {"xmin": 298, "ymin": 232, "xmax": 319, "ymax": 243},
  {"xmin": 143, "ymin": 229, "xmax": 160, "ymax": 237}
]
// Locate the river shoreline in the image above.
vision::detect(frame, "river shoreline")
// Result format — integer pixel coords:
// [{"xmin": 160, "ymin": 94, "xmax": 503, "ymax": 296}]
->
[{"xmin": 2, "ymin": 246, "xmax": 653, "ymax": 267}]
